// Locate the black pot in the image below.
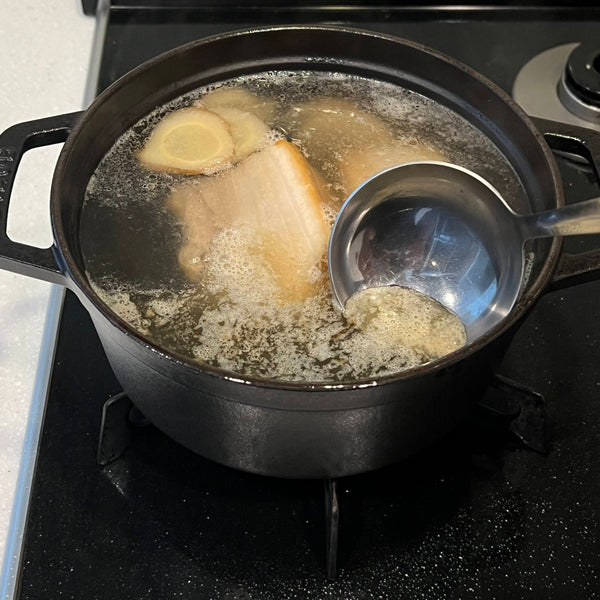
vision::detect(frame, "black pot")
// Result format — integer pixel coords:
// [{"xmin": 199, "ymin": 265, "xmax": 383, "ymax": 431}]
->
[{"xmin": 1, "ymin": 26, "xmax": 599, "ymax": 478}]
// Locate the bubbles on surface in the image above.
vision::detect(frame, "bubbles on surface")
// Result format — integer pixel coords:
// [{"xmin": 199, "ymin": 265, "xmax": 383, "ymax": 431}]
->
[
  {"xmin": 345, "ymin": 286, "xmax": 467, "ymax": 364},
  {"xmin": 81, "ymin": 70, "xmax": 525, "ymax": 383}
]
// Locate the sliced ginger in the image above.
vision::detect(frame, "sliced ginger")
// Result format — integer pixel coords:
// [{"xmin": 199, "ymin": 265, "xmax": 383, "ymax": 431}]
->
[
  {"xmin": 138, "ymin": 107, "xmax": 234, "ymax": 174},
  {"xmin": 208, "ymin": 106, "xmax": 270, "ymax": 162},
  {"xmin": 199, "ymin": 86, "xmax": 277, "ymax": 123}
]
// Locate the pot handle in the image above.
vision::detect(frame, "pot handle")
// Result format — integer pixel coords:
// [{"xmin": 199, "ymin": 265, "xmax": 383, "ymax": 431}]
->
[
  {"xmin": 0, "ymin": 111, "xmax": 83, "ymax": 285},
  {"xmin": 531, "ymin": 116, "xmax": 600, "ymax": 290}
]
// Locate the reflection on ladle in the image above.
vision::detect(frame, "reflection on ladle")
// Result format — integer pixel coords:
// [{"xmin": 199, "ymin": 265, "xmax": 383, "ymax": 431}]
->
[{"xmin": 328, "ymin": 161, "xmax": 600, "ymax": 343}]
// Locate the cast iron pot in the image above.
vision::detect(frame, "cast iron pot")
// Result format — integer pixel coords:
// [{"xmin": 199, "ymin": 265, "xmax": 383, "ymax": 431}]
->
[{"xmin": 1, "ymin": 27, "xmax": 600, "ymax": 479}]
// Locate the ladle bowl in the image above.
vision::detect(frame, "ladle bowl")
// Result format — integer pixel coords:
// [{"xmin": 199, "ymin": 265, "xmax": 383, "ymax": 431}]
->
[{"xmin": 328, "ymin": 161, "xmax": 600, "ymax": 342}]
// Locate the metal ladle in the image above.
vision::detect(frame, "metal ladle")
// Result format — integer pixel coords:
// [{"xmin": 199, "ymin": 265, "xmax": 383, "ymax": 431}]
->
[{"xmin": 328, "ymin": 161, "xmax": 600, "ymax": 343}]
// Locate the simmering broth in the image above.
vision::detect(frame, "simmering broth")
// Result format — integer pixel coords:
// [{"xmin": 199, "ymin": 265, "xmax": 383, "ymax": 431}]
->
[{"xmin": 80, "ymin": 71, "xmax": 525, "ymax": 383}]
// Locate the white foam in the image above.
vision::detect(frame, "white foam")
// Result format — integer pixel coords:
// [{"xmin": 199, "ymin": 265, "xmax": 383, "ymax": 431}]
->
[{"xmin": 81, "ymin": 70, "xmax": 523, "ymax": 383}]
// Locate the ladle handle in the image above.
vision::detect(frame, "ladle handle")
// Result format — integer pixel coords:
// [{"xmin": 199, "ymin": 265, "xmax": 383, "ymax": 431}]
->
[{"xmin": 520, "ymin": 196, "xmax": 600, "ymax": 238}]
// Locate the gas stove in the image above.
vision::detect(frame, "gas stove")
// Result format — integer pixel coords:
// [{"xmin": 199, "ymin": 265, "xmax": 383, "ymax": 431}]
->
[{"xmin": 3, "ymin": 3, "xmax": 600, "ymax": 598}]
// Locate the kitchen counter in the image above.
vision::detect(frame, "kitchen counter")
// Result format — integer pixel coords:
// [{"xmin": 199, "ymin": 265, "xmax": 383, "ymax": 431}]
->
[{"xmin": 0, "ymin": 0, "xmax": 95, "ymax": 581}]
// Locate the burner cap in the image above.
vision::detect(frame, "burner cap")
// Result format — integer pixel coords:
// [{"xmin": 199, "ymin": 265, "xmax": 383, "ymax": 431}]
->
[
  {"xmin": 564, "ymin": 43, "xmax": 600, "ymax": 107},
  {"xmin": 513, "ymin": 43, "xmax": 599, "ymax": 132},
  {"xmin": 556, "ymin": 43, "xmax": 600, "ymax": 123}
]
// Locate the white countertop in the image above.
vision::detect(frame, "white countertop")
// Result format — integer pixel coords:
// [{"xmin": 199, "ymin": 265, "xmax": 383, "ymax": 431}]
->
[{"xmin": 0, "ymin": 0, "xmax": 96, "ymax": 584}]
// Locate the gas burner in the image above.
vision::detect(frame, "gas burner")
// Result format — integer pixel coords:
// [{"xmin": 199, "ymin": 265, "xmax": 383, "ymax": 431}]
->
[
  {"xmin": 558, "ymin": 43, "xmax": 600, "ymax": 123},
  {"xmin": 513, "ymin": 43, "xmax": 600, "ymax": 131}
]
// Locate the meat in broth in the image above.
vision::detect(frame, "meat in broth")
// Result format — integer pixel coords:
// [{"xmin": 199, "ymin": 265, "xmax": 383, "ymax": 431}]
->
[{"xmin": 80, "ymin": 71, "xmax": 525, "ymax": 383}]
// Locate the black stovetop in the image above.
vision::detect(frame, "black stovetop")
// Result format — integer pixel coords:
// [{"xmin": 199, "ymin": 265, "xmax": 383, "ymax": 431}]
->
[{"xmin": 14, "ymin": 5, "xmax": 600, "ymax": 599}]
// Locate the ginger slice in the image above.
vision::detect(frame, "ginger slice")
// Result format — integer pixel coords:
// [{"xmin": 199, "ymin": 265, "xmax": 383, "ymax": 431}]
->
[
  {"xmin": 138, "ymin": 107, "xmax": 234, "ymax": 174},
  {"xmin": 167, "ymin": 140, "xmax": 330, "ymax": 304},
  {"xmin": 199, "ymin": 87, "xmax": 277, "ymax": 123},
  {"xmin": 209, "ymin": 106, "xmax": 270, "ymax": 161}
]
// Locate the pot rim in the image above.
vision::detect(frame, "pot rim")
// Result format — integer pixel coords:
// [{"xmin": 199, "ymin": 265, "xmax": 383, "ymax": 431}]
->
[{"xmin": 51, "ymin": 24, "xmax": 563, "ymax": 393}]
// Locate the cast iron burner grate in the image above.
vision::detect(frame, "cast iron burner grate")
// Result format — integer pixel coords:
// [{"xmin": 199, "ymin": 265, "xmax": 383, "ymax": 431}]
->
[{"xmin": 96, "ymin": 374, "xmax": 549, "ymax": 580}]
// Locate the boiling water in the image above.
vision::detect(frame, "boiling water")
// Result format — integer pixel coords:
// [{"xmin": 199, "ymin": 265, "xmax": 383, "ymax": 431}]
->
[
  {"xmin": 81, "ymin": 71, "xmax": 525, "ymax": 383},
  {"xmin": 345, "ymin": 287, "xmax": 467, "ymax": 362}
]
